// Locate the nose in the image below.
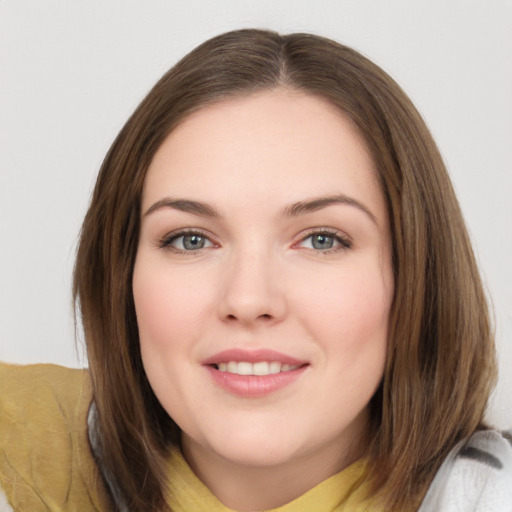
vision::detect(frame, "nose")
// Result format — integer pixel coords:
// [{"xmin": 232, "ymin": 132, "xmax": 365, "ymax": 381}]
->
[{"xmin": 217, "ymin": 247, "xmax": 287, "ymax": 327}]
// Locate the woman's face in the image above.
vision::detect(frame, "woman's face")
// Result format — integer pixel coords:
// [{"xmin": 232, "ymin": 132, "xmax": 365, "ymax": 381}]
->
[{"xmin": 133, "ymin": 89, "xmax": 394, "ymax": 473}]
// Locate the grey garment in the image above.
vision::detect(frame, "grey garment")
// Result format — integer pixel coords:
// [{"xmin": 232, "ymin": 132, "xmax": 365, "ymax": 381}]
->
[
  {"xmin": 419, "ymin": 429, "xmax": 512, "ymax": 512},
  {"xmin": 0, "ymin": 488, "xmax": 13, "ymax": 512},
  {"xmin": 88, "ymin": 403, "xmax": 130, "ymax": 512}
]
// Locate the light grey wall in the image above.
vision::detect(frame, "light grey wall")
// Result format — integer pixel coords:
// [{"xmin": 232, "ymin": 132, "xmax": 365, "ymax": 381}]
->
[{"xmin": 1, "ymin": 0, "xmax": 510, "ymax": 427}]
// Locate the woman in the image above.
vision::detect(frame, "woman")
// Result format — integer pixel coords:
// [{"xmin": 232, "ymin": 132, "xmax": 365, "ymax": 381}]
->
[{"xmin": 0, "ymin": 29, "xmax": 510, "ymax": 512}]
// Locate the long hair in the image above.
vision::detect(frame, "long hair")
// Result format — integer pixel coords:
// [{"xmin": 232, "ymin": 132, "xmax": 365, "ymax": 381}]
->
[{"xmin": 73, "ymin": 29, "xmax": 496, "ymax": 510}]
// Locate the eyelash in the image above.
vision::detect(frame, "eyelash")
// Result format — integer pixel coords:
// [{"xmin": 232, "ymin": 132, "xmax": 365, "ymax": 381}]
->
[
  {"xmin": 157, "ymin": 229, "xmax": 215, "ymax": 254},
  {"xmin": 295, "ymin": 228, "xmax": 352, "ymax": 254},
  {"xmin": 157, "ymin": 228, "xmax": 352, "ymax": 255}
]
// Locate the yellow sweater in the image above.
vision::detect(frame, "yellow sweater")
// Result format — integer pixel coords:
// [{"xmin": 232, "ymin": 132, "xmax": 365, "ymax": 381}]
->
[
  {"xmin": 0, "ymin": 363, "xmax": 110, "ymax": 511},
  {"xmin": 0, "ymin": 363, "xmax": 378, "ymax": 511}
]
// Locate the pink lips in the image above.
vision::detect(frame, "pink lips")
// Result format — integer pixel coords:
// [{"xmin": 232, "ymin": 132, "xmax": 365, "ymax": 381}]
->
[{"xmin": 202, "ymin": 349, "xmax": 309, "ymax": 398}]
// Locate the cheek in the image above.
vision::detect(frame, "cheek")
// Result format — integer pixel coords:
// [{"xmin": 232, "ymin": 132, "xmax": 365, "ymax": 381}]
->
[
  {"xmin": 132, "ymin": 258, "xmax": 215, "ymax": 351},
  {"xmin": 293, "ymin": 257, "xmax": 392, "ymax": 360}
]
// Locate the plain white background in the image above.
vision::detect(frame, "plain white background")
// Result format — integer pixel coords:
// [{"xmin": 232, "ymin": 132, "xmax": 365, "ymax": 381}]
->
[{"xmin": 1, "ymin": 0, "xmax": 510, "ymax": 427}]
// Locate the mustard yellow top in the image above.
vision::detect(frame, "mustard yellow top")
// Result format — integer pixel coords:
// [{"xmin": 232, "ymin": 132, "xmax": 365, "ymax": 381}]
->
[
  {"xmin": 0, "ymin": 363, "xmax": 110, "ymax": 511},
  {"xmin": 0, "ymin": 363, "xmax": 380, "ymax": 511}
]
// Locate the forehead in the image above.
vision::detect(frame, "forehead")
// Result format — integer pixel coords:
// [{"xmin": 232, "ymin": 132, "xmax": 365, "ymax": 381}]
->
[{"xmin": 142, "ymin": 89, "xmax": 384, "ymax": 220}]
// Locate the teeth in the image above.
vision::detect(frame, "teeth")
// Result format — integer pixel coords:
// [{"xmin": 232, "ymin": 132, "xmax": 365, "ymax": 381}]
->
[
  {"xmin": 215, "ymin": 361, "xmax": 300, "ymax": 376},
  {"xmin": 237, "ymin": 362, "xmax": 253, "ymax": 375},
  {"xmin": 253, "ymin": 362, "xmax": 269, "ymax": 376},
  {"xmin": 269, "ymin": 361, "xmax": 281, "ymax": 374}
]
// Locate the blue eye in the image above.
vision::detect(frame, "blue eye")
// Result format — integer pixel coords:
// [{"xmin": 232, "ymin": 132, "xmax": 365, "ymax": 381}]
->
[
  {"xmin": 310, "ymin": 233, "xmax": 335, "ymax": 250},
  {"xmin": 160, "ymin": 231, "xmax": 214, "ymax": 252},
  {"xmin": 299, "ymin": 231, "xmax": 351, "ymax": 252}
]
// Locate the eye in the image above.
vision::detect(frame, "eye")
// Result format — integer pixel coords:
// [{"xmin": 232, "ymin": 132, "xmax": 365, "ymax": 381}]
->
[
  {"xmin": 297, "ymin": 230, "xmax": 352, "ymax": 252},
  {"xmin": 159, "ymin": 230, "xmax": 215, "ymax": 253}
]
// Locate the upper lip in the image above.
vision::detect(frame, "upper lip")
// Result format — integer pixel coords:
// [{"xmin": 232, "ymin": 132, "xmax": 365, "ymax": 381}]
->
[{"xmin": 202, "ymin": 348, "xmax": 308, "ymax": 366}]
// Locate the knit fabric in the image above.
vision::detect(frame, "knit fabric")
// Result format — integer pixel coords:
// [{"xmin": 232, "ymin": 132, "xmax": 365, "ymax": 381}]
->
[
  {"xmin": 0, "ymin": 363, "xmax": 110, "ymax": 511},
  {"xmin": 418, "ymin": 429, "xmax": 512, "ymax": 512}
]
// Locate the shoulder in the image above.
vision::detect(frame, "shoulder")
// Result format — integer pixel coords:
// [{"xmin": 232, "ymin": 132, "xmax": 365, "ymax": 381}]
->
[
  {"xmin": 0, "ymin": 361, "xmax": 91, "ymax": 403},
  {"xmin": 419, "ymin": 429, "xmax": 512, "ymax": 512},
  {"xmin": 0, "ymin": 362, "xmax": 110, "ymax": 511},
  {"xmin": 0, "ymin": 362, "xmax": 92, "ymax": 447}
]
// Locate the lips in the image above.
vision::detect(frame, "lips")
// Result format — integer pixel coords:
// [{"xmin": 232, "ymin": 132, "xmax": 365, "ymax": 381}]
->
[{"xmin": 203, "ymin": 349, "xmax": 309, "ymax": 397}]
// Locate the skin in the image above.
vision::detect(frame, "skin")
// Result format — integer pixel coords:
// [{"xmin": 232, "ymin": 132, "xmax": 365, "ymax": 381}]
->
[{"xmin": 133, "ymin": 89, "xmax": 394, "ymax": 510}]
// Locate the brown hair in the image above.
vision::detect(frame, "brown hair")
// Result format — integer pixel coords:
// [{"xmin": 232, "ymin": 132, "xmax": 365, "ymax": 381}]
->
[{"xmin": 74, "ymin": 29, "xmax": 497, "ymax": 511}]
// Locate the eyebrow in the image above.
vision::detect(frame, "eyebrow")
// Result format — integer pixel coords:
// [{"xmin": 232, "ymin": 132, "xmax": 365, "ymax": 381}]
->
[
  {"xmin": 144, "ymin": 198, "xmax": 221, "ymax": 218},
  {"xmin": 282, "ymin": 194, "xmax": 377, "ymax": 224},
  {"xmin": 144, "ymin": 194, "xmax": 377, "ymax": 224}
]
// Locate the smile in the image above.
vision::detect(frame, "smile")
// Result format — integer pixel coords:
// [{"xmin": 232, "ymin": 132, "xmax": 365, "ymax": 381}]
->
[{"xmin": 203, "ymin": 349, "xmax": 309, "ymax": 397}]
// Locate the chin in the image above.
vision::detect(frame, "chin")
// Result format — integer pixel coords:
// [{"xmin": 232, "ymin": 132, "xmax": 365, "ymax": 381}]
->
[
  {"xmin": 214, "ymin": 439, "xmax": 302, "ymax": 468},
  {"xmin": 190, "ymin": 419, "xmax": 306, "ymax": 468}
]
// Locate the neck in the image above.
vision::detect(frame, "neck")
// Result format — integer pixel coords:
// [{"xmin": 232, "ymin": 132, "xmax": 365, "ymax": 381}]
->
[{"xmin": 181, "ymin": 419, "xmax": 369, "ymax": 511}]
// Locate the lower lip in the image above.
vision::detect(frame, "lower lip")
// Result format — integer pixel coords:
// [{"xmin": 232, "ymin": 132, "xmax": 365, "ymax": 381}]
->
[{"xmin": 205, "ymin": 365, "xmax": 307, "ymax": 397}]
